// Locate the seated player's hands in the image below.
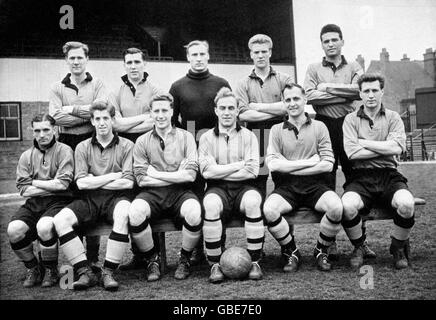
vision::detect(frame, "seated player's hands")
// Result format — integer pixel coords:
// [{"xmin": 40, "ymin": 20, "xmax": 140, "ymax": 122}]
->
[
  {"xmin": 309, "ymin": 153, "xmax": 320, "ymax": 163},
  {"xmin": 234, "ymin": 160, "xmax": 245, "ymax": 171},
  {"xmin": 178, "ymin": 158, "xmax": 189, "ymax": 170}
]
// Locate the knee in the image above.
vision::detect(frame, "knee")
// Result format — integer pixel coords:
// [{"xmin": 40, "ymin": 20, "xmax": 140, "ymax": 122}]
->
[
  {"xmin": 36, "ymin": 218, "xmax": 55, "ymax": 241},
  {"xmin": 203, "ymin": 197, "xmax": 221, "ymax": 220},
  {"xmin": 128, "ymin": 201, "xmax": 148, "ymax": 226},
  {"xmin": 114, "ymin": 202, "xmax": 130, "ymax": 225},
  {"xmin": 243, "ymin": 196, "xmax": 262, "ymax": 218},
  {"xmin": 184, "ymin": 208, "xmax": 202, "ymax": 227},
  {"xmin": 397, "ymin": 200, "xmax": 414, "ymax": 219},
  {"xmin": 326, "ymin": 200, "xmax": 343, "ymax": 222},
  {"xmin": 342, "ymin": 199, "xmax": 359, "ymax": 220},
  {"xmin": 53, "ymin": 209, "xmax": 73, "ymax": 233},
  {"xmin": 7, "ymin": 220, "xmax": 28, "ymax": 242},
  {"xmin": 263, "ymin": 202, "xmax": 280, "ymax": 223}
]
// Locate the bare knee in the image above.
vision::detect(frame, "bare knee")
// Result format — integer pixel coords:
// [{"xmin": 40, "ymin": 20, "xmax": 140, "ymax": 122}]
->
[
  {"xmin": 396, "ymin": 200, "xmax": 414, "ymax": 219},
  {"xmin": 241, "ymin": 192, "xmax": 262, "ymax": 218},
  {"xmin": 36, "ymin": 217, "xmax": 55, "ymax": 241},
  {"xmin": 53, "ymin": 209, "xmax": 75, "ymax": 234},
  {"xmin": 128, "ymin": 200, "xmax": 149, "ymax": 226},
  {"xmin": 182, "ymin": 200, "xmax": 202, "ymax": 226},
  {"xmin": 203, "ymin": 195, "xmax": 221, "ymax": 220},
  {"xmin": 341, "ymin": 193, "xmax": 361, "ymax": 220},
  {"xmin": 326, "ymin": 200, "xmax": 343, "ymax": 222},
  {"xmin": 7, "ymin": 220, "xmax": 28, "ymax": 243},
  {"xmin": 263, "ymin": 201, "xmax": 281, "ymax": 223},
  {"xmin": 113, "ymin": 201, "xmax": 130, "ymax": 226}
]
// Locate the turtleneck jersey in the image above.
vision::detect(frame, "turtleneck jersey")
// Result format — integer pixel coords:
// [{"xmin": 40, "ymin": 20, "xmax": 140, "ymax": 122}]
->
[{"xmin": 169, "ymin": 69, "xmax": 231, "ymax": 133}]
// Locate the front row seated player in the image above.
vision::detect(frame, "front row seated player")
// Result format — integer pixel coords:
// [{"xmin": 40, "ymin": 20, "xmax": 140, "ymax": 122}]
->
[
  {"xmin": 263, "ymin": 83, "xmax": 343, "ymax": 272},
  {"xmin": 127, "ymin": 93, "xmax": 203, "ymax": 281},
  {"xmin": 199, "ymin": 87, "xmax": 265, "ymax": 283},
  {"xmin": 8, "ymin": 114, "xmax": 74, "ymax": 288},
  {"xmin": 341, "ymin": 73, "xmax": 416, "ymax": 269},
  {"xmin": 53, "ymin": 102, "xmax": 135, "ymax": 291}
]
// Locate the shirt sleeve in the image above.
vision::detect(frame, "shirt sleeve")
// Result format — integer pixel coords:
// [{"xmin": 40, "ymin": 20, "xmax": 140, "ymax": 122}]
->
[
  {"xmin": 265, "ymin": 125, "xmax": 283, "ymax": 165},
  {"xmin": 387, "ymin": 112, "xmax": 407, "ymax": 152},
  {"xmin": 243, "ymin": 131, "xmax": 260, "ymax": 177},
  {"xmin": 49, "ymin": 83, "xmax": 88, "ymax": 127},
  {"xmin": 304, "ymin": 64, "xmax": 348, "ymax": 106},
  {"xmin": 343, "ymin": 114, "xmax": 364, "ymax": 159},
  {"xmin": 316, "ymin": 122, "xmax": 335, "ymax": 163},
  {"xmin": 74, "ymin": 142, "xmax": 90, "ymax": 181},
  {"xmin": 133, "ymin": 136, "xmax": 150, "ymax": 184},
  {"xmin": 55, "ymin": 144, "xmax": 75, "ymax": 187},
  {"xmin": 183, "ymin": 131, "xmax": 199, "ymax": 172},
  {"xmin": 120, "ymin": 141, "xmax": 135, "ymax": 181},
  {"xmin": 198, "ymin": 133, "xmax": 217, "ymax": 175},
  {"xmin": 325, "ymin": 62, "xmax": 363, "ymax": 99},
  {"xmin": 16, "ymin": 150, "xmax": 33, "ymax": 196},
  {"xmin": 109, "ymin": 90, "xmax": 122, "ymax": 118},
  {"xmin": 234, "ymin": 78, "xmax": 250, "ymax": 115}
]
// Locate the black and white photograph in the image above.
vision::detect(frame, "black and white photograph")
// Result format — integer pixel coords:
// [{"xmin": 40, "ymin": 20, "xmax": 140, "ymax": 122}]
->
[{"xmin": 0, "ymin": 0, "xmax": 435, "ymax": 311}]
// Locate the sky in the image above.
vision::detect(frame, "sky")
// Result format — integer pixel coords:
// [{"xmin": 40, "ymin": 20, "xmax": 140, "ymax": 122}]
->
[{"xmin": 292, "ymin": 0, "xmax": 436, "ymax": 83}]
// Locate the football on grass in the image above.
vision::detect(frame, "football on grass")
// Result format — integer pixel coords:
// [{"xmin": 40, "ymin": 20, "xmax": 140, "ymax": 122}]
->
[{"xmin": 220, "ymin": 246, "xmax": 252, "ymax": 279}]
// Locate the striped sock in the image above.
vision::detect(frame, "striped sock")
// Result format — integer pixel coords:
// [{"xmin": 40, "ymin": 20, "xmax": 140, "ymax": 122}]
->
[
  {"xmin": 245, "ymin": 216, "xmax": 265, "ymax": 261},
  {"xmin": 129, "ymin": 219, "xmax": 154, "ymax": 254},
  {"xmin": 268, "ymin": 216, "xmax": 292, "ymax": 247},
  {"xmin": 38, "ymin": 236, "xmax": 58, "ymax": 267},
  {"xmin": 104, "ymin": 231, "xmax": 129, "ymax": 270},
  {"xmin": 59, "ymin": 231, "xmax": 88, "ymax": 271},
  {"xmin": 10, "ymin": 233, "xmax": 38, "ymax": 269},
  {"xmin": 392, "ymin": 213, "xmax": 415, "ymax": 241},
  {"xmin": 182, "ymin": 220, "xmax": 202, "ymax": 253},
  {"xmin": 342, "ymin": 214, "xmax": 365, "ymax": 247},
  {"xmin": 203, "ymin": 217, "xmax": 222, "ymax": 264},
  {"xmin": 318, "ymin": 214, "xmax": 342, "ymax": 249}
]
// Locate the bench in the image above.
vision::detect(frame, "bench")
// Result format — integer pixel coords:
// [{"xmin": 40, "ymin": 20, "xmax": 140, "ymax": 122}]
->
[{"xmin": 85, "ymin": 197, "xmax": 426, "ymax": 274}]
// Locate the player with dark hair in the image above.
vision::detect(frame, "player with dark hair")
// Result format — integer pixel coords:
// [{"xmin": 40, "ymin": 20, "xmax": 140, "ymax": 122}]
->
[
  {"xmin": 128, "ymin": 93, "xmax": 202, "ymax": 281},
  {"xmin": 303, "ymin": 24, "xmax": 375, "ymax": 260},
  {"xmin": 7, "ymin": 113, "xmax": 74, "ymax": 288},
  {"xmin": 199, "ymin": 87, "xmax": 264, "ymax": 283},
  {"xmin": 342, "ymin": 73, "xmax": 415, "ymax": 270},
  {"xmin": 49, "ymin": 41, "xmax": 109, "ymax": 269},
  {"xmin": 53, "ymin": 102, "xmax": 135, "ymax": 291},
  {"xmin": 263, "ymin": 83, "xmax": 343, "ymax": 272}
]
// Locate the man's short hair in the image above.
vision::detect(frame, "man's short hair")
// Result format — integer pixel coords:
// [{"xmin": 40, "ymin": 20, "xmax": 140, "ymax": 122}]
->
[
  {"xmin": 150, "ymin": 93, "xmax": 174, "ymax": 109},
  {"xmin": 62, "ymin": 41, "xmax": 89, "ymax": 57},
  {"xmin": 214, "ymin": 87, "xmax": 237, "ymax": 106},
  {"xmin": 357, "ymin": 73, "xmax": 385, "ymax": 90},
  {"xmin": 248, "ymin": 34, "xmax": 273, "ymax": 50},
  {"xmin": 320, "ymin": 24, "xmax": 343, "ymax": 40},
  {"xmin": 90, "ymin": 102, "xmax": 115, "ymax": 118},
  {"xmin": 123, "ymin": 47, "xmax": 147, "ymax": 62},
  {"xmin": 283, "ymin": 83, "xmax": 306, "ymax": 95},
  {"xmin": 31, "ymin": 113, "xmax": 56, "ymax": 127},
  {"xmin": 185, "ymin": 40, "xmax": 209, "ymax": 55}
]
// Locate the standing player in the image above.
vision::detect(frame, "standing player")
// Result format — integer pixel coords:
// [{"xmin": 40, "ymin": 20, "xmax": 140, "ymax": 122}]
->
[
  {"xmin": 49, "ymin": 41, "xmax": 108, "ymax": 267},
  {"xmin": 7, "ymin": 114, "xmax": 74, "ymax": 287},
  {"xmin": 109, "ymin": 47, "xmax": 164, "ymax": 271},
  {"xmin": 169, "ymin": 40, "xmax": 231, "ymax": 264},
  {"xmin": 128, "ymin": 93, "xmax": 202, "ymax": 281},
  {"xmin": 263, "ymin": 83, "xmax": 343, "ymax": 272},
  {"xmin": 303, "ymin": 24, "xmax": 374, "ymax": 259},
  {"xmin": 341, "ymin": 73, "xmax": 415, "ymax": 270},
  {"xmin": 235, "ymin": 34, "xmax": 293, "ymax": 200},
  {"xmin": 199, "ymin": 87, "xmax": 264, "ymax": 283},
  {"xmin": 53, "ymin": 102, "xmax": 135, "ymax": 291}
]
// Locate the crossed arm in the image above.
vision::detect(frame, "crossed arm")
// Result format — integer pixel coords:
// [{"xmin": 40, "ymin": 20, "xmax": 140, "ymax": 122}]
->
[
  {"xmin": 349, "ymin": 139, "xmax": 403, "ymax": 160},
  {"xmin": 267, "ymin": 153, "xmax": 333, "ymax": 176},
  {"xmin": 76, "ymin": 172, "xmax": 133, "ymax": 190}
]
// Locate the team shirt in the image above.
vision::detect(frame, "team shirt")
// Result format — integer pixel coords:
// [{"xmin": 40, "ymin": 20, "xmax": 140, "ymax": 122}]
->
[
  {"xmin": 343, "ymin": 105, "xmax": 406, "ymax": 169},
  {"xmin": 133, "ymin": 126, "xmax": 198, "ymax": 184},
  {"xmin": 198, "ymin": 123, "xmax": 260, "ymax": 179},
  {"xmin": 109, "ymin": 73, "xmax": 164, "ymax": 119},
  {"xmin": 304, "ymin": 56, "xmax": 363, "ymax": 118},
  {"xmin": 74, "ymin": 133, "xmax": 134, "ymax": 183},
  {"xmin": 49, "ymin": 72, "xmax": 107, "ymax": 135},
  {"xmin": 16, "ymin": 138, "xmax": 74, "ymax": 196},
  {"xmin": 266, "ymin": 113, "xmax": 334, "ymax": 165}
]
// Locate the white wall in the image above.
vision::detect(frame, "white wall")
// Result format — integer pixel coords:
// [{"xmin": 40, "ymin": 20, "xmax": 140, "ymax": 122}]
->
[{"xmin": 0, "ymin": 58, "xmax": 295, "ymax": 101}]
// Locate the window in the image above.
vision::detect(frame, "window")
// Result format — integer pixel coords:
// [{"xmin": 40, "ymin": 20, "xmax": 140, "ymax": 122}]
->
[{"xmin": 0, "ymin": 102, "xmax": 22, "ymax": 141}]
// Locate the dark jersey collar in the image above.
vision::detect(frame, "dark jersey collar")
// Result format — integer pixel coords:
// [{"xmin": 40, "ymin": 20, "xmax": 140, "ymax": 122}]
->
[
  {"xmin": 33, "ymin": 136, "xmax": 56, "ymax": 153},
  {"xmin": 121, "ymin": 72, "xmax": 149, "ymax": 95},
  {"xmin": 249, "ymin": 66, "xmax": 277, "ymax": 80},
  {"xmin": 213, "ymin": 122, "xmax": 242, "ymax": 136},
  {"xmin": 91, "ymin": 132, "xmax": 120, "ymax": 151},
  {"xmin": 322, "ymin": 55, "xmax": 348, "ymax": 71},
  {"xmin": 282, "ymin": 113, "xmax": 312, "ymax": 137},
  {"xmin": 61, "ymin": 72, "xmax": 93, "ymax": 94}
]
